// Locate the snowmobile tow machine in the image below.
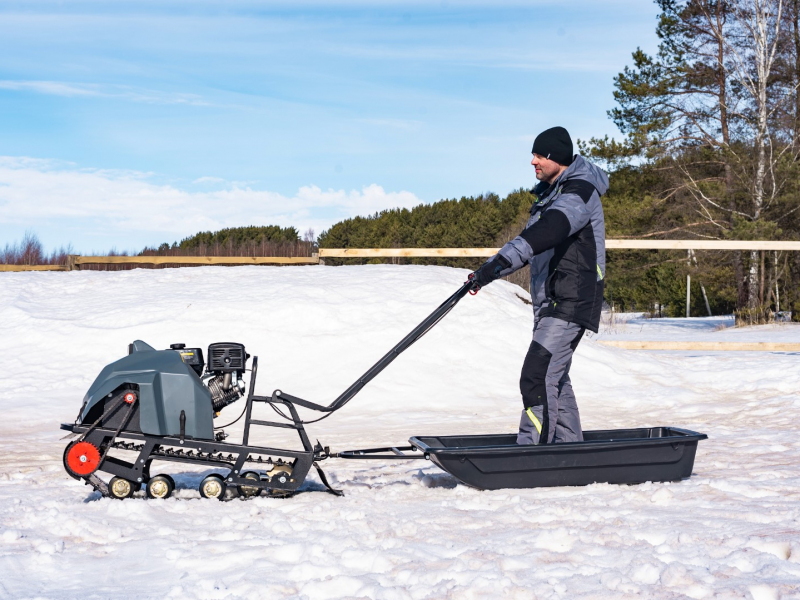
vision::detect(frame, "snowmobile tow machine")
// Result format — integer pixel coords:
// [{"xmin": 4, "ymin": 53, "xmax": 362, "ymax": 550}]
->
[{"xmin": 61, "ymin": 279, "xmax": 706, "ymax": 500}]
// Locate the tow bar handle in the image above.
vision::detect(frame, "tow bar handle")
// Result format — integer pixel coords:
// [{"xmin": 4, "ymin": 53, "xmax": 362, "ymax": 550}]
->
[
  {"xmin": 334, "ymin": 445, "xmax": 426, "ymax": 460},
  {"xmin": 278, "ymin": 279, "xmax": 476, "ymax": 416}
]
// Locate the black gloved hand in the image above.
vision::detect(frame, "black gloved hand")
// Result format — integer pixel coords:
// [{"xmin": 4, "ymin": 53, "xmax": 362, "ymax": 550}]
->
[{"xmin": 471, "ymin": 254, "xmax": 512, "ymax": 288}]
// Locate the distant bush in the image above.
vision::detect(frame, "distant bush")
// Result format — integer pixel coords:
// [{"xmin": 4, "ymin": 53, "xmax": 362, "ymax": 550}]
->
[
  {"xmin": 176, "ymin": 225, "xmax": 300, "ymax": 249},
  {"xmin": 0, "ymin": 231, "xmax": 72, "ymax": 266},
  {"xmin": 137, "ymin": 225, "xmax": 313, "ymax": 263}
]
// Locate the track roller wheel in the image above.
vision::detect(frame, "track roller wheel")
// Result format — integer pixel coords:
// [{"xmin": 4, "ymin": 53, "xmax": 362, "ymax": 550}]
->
[
  {"xmin": 199, "ymin": 474, "xmax": 226, "ymax": 500},
  {"xmin": 237, "ymin": 471, "xmax": 262, "ymax": 498},
  {"xmin": 266, "ymin": 464, "xmax": 294, "ymax": 498},
  {"xmin": 108, "ymin": 476, "xmax": 136, "ymax": 500},
  {"xmin": 146, "ymin": 475, "xmax": 174, "ymax": 499}
]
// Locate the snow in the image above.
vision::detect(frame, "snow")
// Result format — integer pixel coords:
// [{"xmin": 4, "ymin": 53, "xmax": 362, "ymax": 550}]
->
[
  {"xmin": 597, "ymin": 311, "xmax": 800, "ymax": 343},
  {"xmin": 1, "ymin": 264, "xmax": 799, "ymax": 599}
]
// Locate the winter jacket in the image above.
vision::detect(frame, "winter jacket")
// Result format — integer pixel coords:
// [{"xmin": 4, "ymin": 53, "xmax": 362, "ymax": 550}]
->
[{"xmin": 496, "ymin": 155, "xmax": 609, "ymax": 332}]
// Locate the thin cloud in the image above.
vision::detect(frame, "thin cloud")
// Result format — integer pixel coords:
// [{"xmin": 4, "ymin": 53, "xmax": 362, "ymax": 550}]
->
[
  {"xmin": 475, "ymin": 134, "xmax": 537, "ymax": 143},
  {"xmin": 327, "ymin": 43, "xmax": 623, "ymax": 73},
  {"xmin": 357, "ymin": 118, "xmax": 423, "ymax": 131},
  {"xmin": 0, "ymin": 80, "xmax": 212, "ymax": 106},
  {"xmin": 0, "ymin": 156, "xmax": 423, "ymax": 242},
  {"xmin": 0, "ymin": 80, "xmax": 100, "ymax": 97}
]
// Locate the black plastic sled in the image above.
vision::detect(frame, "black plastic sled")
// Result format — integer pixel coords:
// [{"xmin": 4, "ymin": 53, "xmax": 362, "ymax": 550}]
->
[
  {"xmin": 339, "ymin": 426, "xmax": 707, "ymax": 490},
  {"xmin": 410, "ymin": 427, "xmax": 707, "ymax": 490}
]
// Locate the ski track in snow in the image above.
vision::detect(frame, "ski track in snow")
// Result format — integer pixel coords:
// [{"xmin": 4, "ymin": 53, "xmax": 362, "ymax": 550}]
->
[{"xmin": 0, "ymin": 265, "xmax": 799, "ymax": 599}]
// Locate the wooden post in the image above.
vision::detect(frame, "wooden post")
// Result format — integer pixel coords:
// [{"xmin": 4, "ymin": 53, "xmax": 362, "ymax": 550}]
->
[
  {"xmin": 66, "ymin": 255, "xmax": 78, "ymax": 271},
  {"xmin": 686, "ymin": 274, "xmax": 691, "ymax": 318},
  {"xmin": 686, "ymin": 250, "xmax": 691, "ymax": 318},
  {"xmin": 774, "ymin": 251, "xmax": 780, "ymax": 313}
]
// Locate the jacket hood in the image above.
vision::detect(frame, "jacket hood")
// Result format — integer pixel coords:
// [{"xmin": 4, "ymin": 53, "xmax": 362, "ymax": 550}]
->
[{"xmin": 560, "ymin": 155, "xmax": 609, "ymax": 196}]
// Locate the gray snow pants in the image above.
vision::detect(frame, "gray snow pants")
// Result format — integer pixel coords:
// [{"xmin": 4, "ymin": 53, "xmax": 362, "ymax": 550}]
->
[{"xmin": 516, "ymin": 316, "xmax": 585, "ymax": 445}]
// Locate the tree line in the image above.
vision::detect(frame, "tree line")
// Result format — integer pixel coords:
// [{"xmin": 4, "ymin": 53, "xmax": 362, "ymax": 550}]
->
[{"xmin": 141, "ymin": 225, "xmax": 314, "ymax": 260}]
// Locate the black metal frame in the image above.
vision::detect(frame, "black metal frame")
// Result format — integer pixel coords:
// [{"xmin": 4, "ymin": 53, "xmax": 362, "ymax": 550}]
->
[
  {"xmin": 272, "ymin": 280, "xmax": 474, "ymax": 415},
  {"xmin": 62, "ymin": 356, "xmax": 337, "ymax": 497},
  {"xmin": 334, "ymin": 445, "xmax": 423, "ymax": 460}
]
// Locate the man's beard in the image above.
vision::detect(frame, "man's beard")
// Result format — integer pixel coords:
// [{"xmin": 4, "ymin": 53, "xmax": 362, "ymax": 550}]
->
[{"xmin": 538, "ymin": 167, "xmax": 556, "ymax": 182}]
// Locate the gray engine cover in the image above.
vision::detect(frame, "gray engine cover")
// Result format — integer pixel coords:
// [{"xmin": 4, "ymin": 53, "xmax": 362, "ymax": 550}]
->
[{"xmin": 80, "ymin": 340, "xmax": 214, "ymax": 440}]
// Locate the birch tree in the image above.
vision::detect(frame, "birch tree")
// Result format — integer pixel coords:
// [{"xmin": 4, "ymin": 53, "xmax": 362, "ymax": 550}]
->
[
  {"xmin": 591, "ymin": 0, "xmax": 800, "ymax": 312},
  {"xmin": 725, "ymin": 0, "xmax": 786, "ymax": 306}
]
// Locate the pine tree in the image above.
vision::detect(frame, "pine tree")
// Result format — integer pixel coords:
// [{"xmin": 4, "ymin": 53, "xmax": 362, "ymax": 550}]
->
[{"xmin": 586, "ymin": 0, "xmax": 800, "ymax": 312}]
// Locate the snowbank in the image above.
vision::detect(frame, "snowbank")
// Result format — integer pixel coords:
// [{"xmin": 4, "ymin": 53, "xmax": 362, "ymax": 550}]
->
[{"xmin": 0, "ymin": 265, "xmax": 798, "ymax": 598}]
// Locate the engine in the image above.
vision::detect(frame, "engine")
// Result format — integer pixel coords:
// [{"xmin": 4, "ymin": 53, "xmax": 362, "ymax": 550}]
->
[{"xmin": 170, "ymin": 342, "xmax": 250, "ymax": 414}]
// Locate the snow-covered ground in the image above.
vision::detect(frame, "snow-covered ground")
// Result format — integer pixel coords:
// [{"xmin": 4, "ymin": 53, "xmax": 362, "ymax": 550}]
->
[
  {"xmin": 0, "ymin": 265, "xmax": 798, "ymax": 599},
  {"xmin": 596, "ymin": 311, "xmax": 800, "ymax": 343}
]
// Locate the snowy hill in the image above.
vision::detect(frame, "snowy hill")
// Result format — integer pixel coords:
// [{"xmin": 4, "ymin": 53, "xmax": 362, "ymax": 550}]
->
[{"xmin": 0, "ymin": 265, "xmax": 798, "ymax": 598}]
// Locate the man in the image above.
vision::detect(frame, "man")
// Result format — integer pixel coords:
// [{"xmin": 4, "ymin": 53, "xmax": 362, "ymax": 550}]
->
[{"xmin": 470, "ymin": 126, "xmax": 608, "ymax": 445}]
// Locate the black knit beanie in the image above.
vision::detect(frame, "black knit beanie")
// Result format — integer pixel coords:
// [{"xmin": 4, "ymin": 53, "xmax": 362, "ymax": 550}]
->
[{"xmin": 531, "ymin": 126, "xmax": 574, "ymax": 166}]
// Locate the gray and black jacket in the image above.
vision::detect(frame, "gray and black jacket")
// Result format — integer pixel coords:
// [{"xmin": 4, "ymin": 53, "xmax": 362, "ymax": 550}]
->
[{"xmin": 496, "ymin": 155, "xmax": 608, "ymax": 332}]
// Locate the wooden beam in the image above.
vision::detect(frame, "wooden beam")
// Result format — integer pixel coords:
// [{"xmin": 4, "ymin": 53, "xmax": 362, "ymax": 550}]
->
[
  {"xmin": 74, "ymin": 256, "xmax": 319, "ymax": 265},
  {"xmin": 596, "ymin": 341, "xmax": 800, "ymax": 352},
  {"xmin": 319, "ymin": 248, "xmax": 499, "ymax": 258},
  {"xmin": 0, "ymin": 265, "xmax": 67, "ymax": 272},
  {"xmin": 319, "ymin": 240, "xmax": 800, "ymax": 257},
  {"xmin": 605, "ymin": 240, "xmax": 800, "ymax": 250},
  {"xmin": 7, "ymin": 240, "xmax": 800, "ymax": 271}
]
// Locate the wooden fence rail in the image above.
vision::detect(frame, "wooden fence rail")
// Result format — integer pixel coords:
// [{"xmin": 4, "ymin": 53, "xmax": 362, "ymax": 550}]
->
[
  {"xmin": 0, "ymin": 265, "xmax": 67, "ymax": 272},
  {"xmin": 596, "ymin": 341, "xmax": 800, "ymax": 352},
  {"xmin": 2, "ymin": 240, "xmax": 800, "ymax": 271},
  {"xmin": 72, "ymin": 255, "xmax": 319, "ymax": 266},
  {"xmin": 318, "ymin": 248, "xmax": 498, "ymax": 258},
  {"xmin": 318, "ymin": 240, "xmax": 800, "ymax": 257},
  {"xmin": 604, "ymin": 240, "xmax": 800, "ymax": 250}
]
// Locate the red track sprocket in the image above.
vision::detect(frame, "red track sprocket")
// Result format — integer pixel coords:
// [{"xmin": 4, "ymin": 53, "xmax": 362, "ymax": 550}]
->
[{"xmin": 64, "ymin": 441, "xmax": 101, "ymax": 478}]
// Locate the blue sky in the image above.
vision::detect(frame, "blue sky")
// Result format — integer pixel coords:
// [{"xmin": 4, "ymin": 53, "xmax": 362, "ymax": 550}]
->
[{"xmin": 0, "ymin": 0, "xmax": 659, "ymax": 253}]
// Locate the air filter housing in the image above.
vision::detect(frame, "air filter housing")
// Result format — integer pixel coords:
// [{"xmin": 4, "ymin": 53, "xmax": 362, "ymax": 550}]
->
[{"xmin": 207, "ymin": 342, "xmax": 248, "ymax": 375}]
